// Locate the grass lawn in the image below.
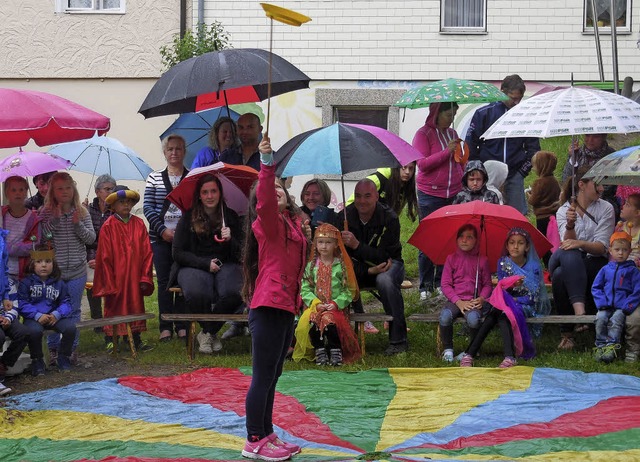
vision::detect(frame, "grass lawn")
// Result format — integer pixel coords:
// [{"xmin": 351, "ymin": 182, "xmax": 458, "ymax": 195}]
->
[{"xmin": 78, "ymin": 134, "xmax": 640, "ymax": 378}]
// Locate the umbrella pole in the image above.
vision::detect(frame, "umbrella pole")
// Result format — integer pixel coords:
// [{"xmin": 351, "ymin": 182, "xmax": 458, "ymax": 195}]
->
[
  {"xmin": 265, "ymin": 17, "xmax": 274, "ymax": 137},
  {"xmin": 341, "ymin": 174, "xmax": 348, "ymax": 231}
]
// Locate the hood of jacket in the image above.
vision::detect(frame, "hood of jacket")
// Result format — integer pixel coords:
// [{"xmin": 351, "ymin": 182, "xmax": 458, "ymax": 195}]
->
[
  {"xmin": 425, "ymin": 102, "xmax": 444, "ymax": 130},
  {"xmin": 532, "ymin": 150, "xmax": 557, "ymax": 177},
  {"xmin": 461, "ymin": 159, "xmax": 489, "ymax": 186},
  {"xmin": 483, "ymin": 160, "xmax": 508, "ymax": 189}
]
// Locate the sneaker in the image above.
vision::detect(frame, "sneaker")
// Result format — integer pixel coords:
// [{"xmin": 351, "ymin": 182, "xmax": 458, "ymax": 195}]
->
[
  {"xmin": 135, "ymin": 341, "xmax": 154, "ymax": 352},
  {"xmin": 329, "ymin": 348, "xmax": 343, "ymax": 366},
  {"xmin": 0, "ymin": 382, "xmax": 12, "ymax": 397},
  {"xmin": 431, "ymin": 288, "xmax": 444, "ymax": 298},
  {"xmin": 315, "ymin": 348, "xmax": 328, "ymax": 365},
  {"xmin": 460, "ymin": 353, "xmax": 474, "ymax": 367},
  {"xmin": 420, "ymin": 291, "xmax": 428, "ymax": 301},
  {"xmin": 267, "ymin": 433, "xmax": 301, "ymax": 456},
  {"xmin": 70, "ymin": 350, "xmax": 79, "ymax": 366},
  {"xmin": 106, "ymin": 342, "xmax": 115, "ymax": 354},
  {"xmin": 197, "ymin": 331, "xmax": 213, "ymax": 354},
  {"xmin": 593, "ymin": 346, "xmax": 605, "ymax": 362},
  {"xmin": 601, "ymin": 344, "xmax": 621, "ymax": 364},
  {"xmin": 222, "ymin": 323, "xmax": 249, "ymax": 340},
  {"xmin": 31, "ymin": 359, "xmax": 46, "ymax": 377},
  {"xmin": 210, "ymin": 334, "xmax": 222, "ymax": 352},
  {"xmin": 625, "ymin": 351, "xmax": 638, "ymax": 363},
  {"xmin": 363, "ymin": 321, "xmax": 379, "ymax": 334},
  {"xmin": 498, "ymin": 356, "xmax": 517, "ymax": 368},
  {"xmin": 384, "ymin": 342, "xmax": 408, "ymax": 356},
  {"xmin": 48, "ymin": 348, "xmax": 58, "ymax": 367},
  {"xmin": 442, "ymin": 349, "xmax": 454, "ymax": 363},
  {"xmin": 57, "ymin": 355, "xmax": 71, "ymax": 372},
  {"xmin": 242, "ymin": 436, "xmax": 291, "ymax": 461},
  {"xmin": 159, "ymin": 330, "xmax": 172, "ymax": 342}
]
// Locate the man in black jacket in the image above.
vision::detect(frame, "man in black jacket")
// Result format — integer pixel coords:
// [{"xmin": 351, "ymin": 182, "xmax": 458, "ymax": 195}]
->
[{"xmin": 341, "ymin": 179, "xmax": 408, "ymax": 355}]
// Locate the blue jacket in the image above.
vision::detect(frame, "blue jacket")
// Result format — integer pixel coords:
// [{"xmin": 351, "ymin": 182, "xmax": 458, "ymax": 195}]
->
[
  {"xmin": 592, "ymin": 260, "xmax": 640, "ymax": 315},
  {"xmin": 465, "ymin": 101, "xmax": 540, "ymax": 177},
  {"xmin": 18, "ymin": 275, "xmax": 73, "ymax": 321}
]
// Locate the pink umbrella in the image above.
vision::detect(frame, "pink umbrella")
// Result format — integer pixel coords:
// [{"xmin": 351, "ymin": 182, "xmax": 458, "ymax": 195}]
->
[
  {"xmin": 0, "ymin": 88, "xmax": 110, "ymax": 148},
  {"xmin": 0, "ymin": 150, "xmax": 71, "ymax": 182}
]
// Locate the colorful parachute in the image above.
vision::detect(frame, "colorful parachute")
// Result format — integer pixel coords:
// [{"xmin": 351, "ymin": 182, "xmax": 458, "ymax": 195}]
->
[{"xmin": 1, "ymin": 367, "xmax": 640, "ymax": 461}]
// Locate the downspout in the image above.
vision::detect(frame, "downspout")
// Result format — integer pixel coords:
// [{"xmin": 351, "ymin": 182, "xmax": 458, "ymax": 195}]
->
[
  {"xmin": 180, "ymin": 0, "xmax": 187, "ymax": 38},
  {"xmin": 198, "ymin": 0, "xmax": 205, "ymax": 25}
]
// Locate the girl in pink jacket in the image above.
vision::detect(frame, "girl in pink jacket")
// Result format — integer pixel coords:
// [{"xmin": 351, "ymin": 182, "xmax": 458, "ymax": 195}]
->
[
  {"xmin": 438, "ymin": 224, "xmax": 493, "ymax": 363},
  {"xmin": 413, "ymin": 102, "xmax": 465, "ymax": 299},
  {"xmin": 241, "ymin": 136, "xmax": 310, "ymax": 461}
]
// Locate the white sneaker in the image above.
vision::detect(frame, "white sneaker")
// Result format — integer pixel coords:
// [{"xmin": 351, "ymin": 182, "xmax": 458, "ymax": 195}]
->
[
  {"xmin": 442, "ymin": 349, "xmax": 454, "ymax": 363},
  {"xmin": 0, "ymin": 382, "xmax": 12, "ymax": 396},
  {"xmin": 211, "ymin": 334, "xmax": 222, "ymax": 352},
  {"xmin": 420, "ymin": 291, "xmax": 428, "ymax": 301},
  {"xmin": 197, "ymin": 331, "xmax": 213, "ymax": 354}
]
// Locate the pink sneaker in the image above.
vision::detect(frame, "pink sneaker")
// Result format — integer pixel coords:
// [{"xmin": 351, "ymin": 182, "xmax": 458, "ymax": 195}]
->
[
  {"xmin": 242, "ymin": 436, "xmax": 291, "ymax": 461},
  {"xmin": 460, "ymin": 353, "xmax": 474, "ymax": 367},
  {"xmin": 268, "ymin": 432, "xmax": 301, "ymax": 455},
  {"xmin": 364, "ymin": 321, "xmax": 379, "ymax": 334},
  {"xmin": 498, "ymin": 357, "xmax": 517, "ymax": 368}
]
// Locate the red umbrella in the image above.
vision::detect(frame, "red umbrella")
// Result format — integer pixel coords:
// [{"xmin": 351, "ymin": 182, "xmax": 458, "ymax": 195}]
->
[
  {"xmin": 166, "ymin": 162, "xmax": 258, "ymax": 216},
  {"xmin": 408, "ymin": 201, "xmax": 552, "ymax": 270},
  {"xmin": 0, "ymin": 88, "xmax": 110, "ymax": 148}
]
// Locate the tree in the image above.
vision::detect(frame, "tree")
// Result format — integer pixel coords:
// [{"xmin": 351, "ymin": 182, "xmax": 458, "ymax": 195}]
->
[{"xmin": 160, "ymin": 21, "xmax": 231, "ymax": 70}]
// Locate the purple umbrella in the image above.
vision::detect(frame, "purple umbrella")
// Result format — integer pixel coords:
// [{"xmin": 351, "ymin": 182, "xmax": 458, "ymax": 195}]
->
[{"xmin": 0, "ymin": 149, "xmax": 71, "ymax": 182}]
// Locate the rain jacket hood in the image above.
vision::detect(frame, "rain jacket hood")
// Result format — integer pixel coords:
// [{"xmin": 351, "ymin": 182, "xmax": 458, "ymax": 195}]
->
[
  {"xmin": 461, "ymin": 160, "xmax": 489, "ymax": 187},
  {"xmin": 484, "ymin": 160, "xmax": 508, "ymax": 190}
]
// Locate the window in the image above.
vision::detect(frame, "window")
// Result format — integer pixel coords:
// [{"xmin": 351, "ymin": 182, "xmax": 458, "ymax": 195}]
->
[
  {"xmin": 584, "ymin": 0, "xmax": 631, "ymax": 34},
  {"xmin": 334, "ymin": 107, "xmax": 388, "ymax": 129},
  {"xmin": 441, "ymin": 0, "xmax": 486, "ymax": 33},
  {"xmin": 55, "ymin": 0, "xmax": 126, "ymax": 13}
]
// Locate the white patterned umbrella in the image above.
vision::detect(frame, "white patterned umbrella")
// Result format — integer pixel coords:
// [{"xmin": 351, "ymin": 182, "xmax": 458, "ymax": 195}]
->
[{"xmin": 482, "ymin": 87, "xmax": 640, "ymax": 139}]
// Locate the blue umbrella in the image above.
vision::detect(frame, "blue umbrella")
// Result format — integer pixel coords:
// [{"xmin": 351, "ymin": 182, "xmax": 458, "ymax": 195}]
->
[
  {"xmin": 48, "ymin": 134, "xmax": 153, "ymax": 182},
  {"xmin": 160, "ymin": 107, "xmax": 241, "ymax": 168}
]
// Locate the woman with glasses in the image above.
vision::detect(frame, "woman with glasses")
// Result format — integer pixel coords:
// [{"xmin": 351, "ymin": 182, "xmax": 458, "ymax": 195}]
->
[{"xmin": 85, "ymin": 174, "xmax": 116, "ymax": 329}]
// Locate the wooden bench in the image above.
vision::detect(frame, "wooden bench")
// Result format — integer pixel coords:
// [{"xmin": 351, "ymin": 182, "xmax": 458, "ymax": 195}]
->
[
  {"xmin": 76, "ymin": 313, "xmax": 155, "ymax": 359},
  {"xmin": 165, "ymin": 281, "xmax": 413, "ymax": 359},
  {"xmin": 408, "ymin": 313, "xmax": 595, "ymax": 354}
]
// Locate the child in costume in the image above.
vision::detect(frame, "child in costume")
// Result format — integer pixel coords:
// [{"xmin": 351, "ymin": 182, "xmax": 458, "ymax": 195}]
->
[
  {"xmin": 19, "ymin": 247, "xmax": 76, "ymax": 373},
  {"xmin": 0, "ymin": 229, "xmax": 29, "ymax": 395},
  {"xmin": 294, "ymin": 223, "xmax": 360, "ymax": 366},
  {"xmin": 439, "ymin": 223, "xmax": 493, "ymax": 362},
  {"xmin": 93, "ymin": 186, "xmax": 154, "ymax": 353},
  {"xmin": 460, "ymin": 228, "xmax": 545, "ymax": 368},
  {"xmin": 452, "ymin": 160, "xmax": 500, "ymax": 205},
  {"xmin": 591, "ymin": 231, "xmax": 640, "ymax": 363}
]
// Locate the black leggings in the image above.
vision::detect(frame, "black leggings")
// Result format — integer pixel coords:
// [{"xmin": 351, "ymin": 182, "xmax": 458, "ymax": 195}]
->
[
  {"xmin": 309, "ymin": 324, "xmax": 340, "ymax": 350},
  {"xmin": 465, "ymin": 307, "xmax": 515, "ymax": 358},
  {"xmin": 245, "ymin": 307, "xmax": 294, "ymax": 440}
]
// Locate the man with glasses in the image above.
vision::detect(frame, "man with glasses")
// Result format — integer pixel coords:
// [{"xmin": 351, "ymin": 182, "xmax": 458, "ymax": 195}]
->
[{"xmin": 465, "ymin": 74, "xmax": 540, "ymax": 215}]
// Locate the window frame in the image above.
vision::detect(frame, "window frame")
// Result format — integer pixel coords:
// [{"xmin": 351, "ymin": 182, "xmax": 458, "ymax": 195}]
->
[
  {"xmin": 55, "ymin": 0, "xmax": 126, "ymax": 14},
  {"xmin": 440, "ymin": 0, "xmax": 487, "ymax": 35},
  {"xmin": 583, "ymin": 0, "xmax": 632, "ymax": 35}
]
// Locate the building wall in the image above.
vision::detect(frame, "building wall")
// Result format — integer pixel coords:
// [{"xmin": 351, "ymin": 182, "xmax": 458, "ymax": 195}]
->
[
  {"xmin": 0, "ymin": 0, "xmax": 182, "ymax": 78},
  {"xmin": 204, "ymin": 0, "xmax": 640, "ymax": 82}
]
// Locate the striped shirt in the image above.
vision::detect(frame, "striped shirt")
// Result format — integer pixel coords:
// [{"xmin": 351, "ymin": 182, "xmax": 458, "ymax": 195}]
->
[
  {"xmin": 39, "ymin": 207, "xmax": 96, "ymax": 281},
  {"xmin": 143, "ymin": 168, "xmax": 188, "ymax": 244}
]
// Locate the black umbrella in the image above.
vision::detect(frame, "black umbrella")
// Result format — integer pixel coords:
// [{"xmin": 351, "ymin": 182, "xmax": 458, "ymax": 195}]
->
[{"xmin": 138, "ymin": 48, "xmax": 310, "ymax": 119}]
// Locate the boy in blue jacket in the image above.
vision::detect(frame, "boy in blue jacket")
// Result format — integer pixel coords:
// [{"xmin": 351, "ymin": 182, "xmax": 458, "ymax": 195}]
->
[
  {"xmin": 0, "ymin": 229, "xmax": 28, "ymax": 395},
  {"xmin": 19, "ymin": 248, "xmax": 76, "ymax": 374},
  {"xmin": 592, "ymin": 231, "xmax": 640, "ymax": 363}
]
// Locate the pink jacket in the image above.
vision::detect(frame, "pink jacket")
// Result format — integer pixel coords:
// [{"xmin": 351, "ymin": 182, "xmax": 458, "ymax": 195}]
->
[
  {"xmin": 441, "ymin": 246, "xmax": 492, "ymax": 304},
  {"xmin": 249, "ymin": 163, "xmax": 308, "ymax": 314},
  {"xmin": 412, "ymin": 102, "xmax": 464, "ymax": 199}
]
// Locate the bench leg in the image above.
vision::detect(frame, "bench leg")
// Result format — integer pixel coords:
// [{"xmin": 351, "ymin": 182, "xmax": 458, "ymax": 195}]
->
[
  {"xmin": 187, "ymin": 321, "xmax": 197, "ymax": 361},
  {"xmin": 355, "ymin": 322, "xmax": 366, "ymax": 356},
  {"xmin": 126, "ymin": 324, "xmax": 138, "ymax": 360}
]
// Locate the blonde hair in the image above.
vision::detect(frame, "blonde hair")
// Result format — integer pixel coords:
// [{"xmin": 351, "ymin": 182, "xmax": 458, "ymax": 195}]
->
[{"xmin": 44, "ymin": 172, "xmax": 88, "ymax": 218}]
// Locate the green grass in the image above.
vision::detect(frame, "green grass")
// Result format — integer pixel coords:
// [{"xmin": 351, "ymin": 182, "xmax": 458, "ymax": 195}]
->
[{"xmin": 79, "ymin": 136, "xmax": 640, "ymax": 378}]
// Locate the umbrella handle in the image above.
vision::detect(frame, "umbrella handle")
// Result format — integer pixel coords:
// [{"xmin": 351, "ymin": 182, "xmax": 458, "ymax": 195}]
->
[
  {"xmin": 214, "ymin": 234, "xmax": 225, "ymax": 243},
  {"xmin": 214, "ymin": 207, "xmax": 226, "ymax": 242}
]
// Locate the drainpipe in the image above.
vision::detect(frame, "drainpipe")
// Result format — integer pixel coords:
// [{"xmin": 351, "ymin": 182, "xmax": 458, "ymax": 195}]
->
[
  {"xmin": 198, "ymin": 0, "xmax": 205, "ymax": 25},
  {"xmin": 180, "ymin": 0, "xmax": 187, "ymax": 38}
]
